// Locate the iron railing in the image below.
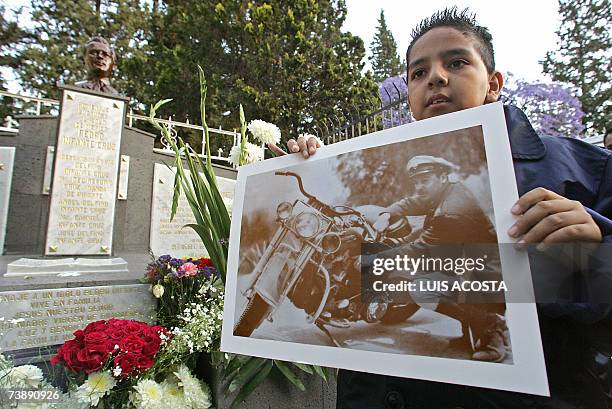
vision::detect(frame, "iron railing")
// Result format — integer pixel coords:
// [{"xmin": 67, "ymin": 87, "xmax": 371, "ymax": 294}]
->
[{"xmin": 0, "ymin": 90, "xmax": 239, "ymax": 165}]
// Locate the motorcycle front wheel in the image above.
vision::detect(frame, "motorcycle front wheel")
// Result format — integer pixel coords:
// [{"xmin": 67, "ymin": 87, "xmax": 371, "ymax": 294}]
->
[{"xmin": 234, "ymin": 294, "xmax": 273, "ymax": 337}]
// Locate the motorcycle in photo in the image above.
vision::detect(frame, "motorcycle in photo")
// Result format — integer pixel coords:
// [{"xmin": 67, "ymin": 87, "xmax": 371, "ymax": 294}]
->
[{"xmin": 233, "ymin": 171, "xmax": 419, "ymax": 346}]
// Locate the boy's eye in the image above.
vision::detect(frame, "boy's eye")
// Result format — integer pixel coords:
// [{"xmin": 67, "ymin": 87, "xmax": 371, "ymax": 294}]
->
[
  {"xmin": 449, "ymin": 60, "xmax": 467, "ymax": 69},
  {"xmin": 411, "ymin": 69, "xmax": 425, "ymax": 79}
]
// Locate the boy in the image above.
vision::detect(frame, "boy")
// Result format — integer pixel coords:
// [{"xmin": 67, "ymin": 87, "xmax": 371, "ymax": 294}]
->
[{"xmin": 270, "ymin": 7, "xmax": 612, "ymax": 409}]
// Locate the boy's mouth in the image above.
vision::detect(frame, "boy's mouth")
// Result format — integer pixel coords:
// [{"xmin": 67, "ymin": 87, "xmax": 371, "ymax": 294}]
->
[{"xmin": 426, "ymin": 94, "xmax": 451, "ymax": 107}]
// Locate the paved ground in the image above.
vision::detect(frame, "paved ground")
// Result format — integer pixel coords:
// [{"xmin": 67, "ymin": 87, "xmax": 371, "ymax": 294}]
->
[{"xmin": 247, "ymin": 296, "xmax": 513, "ymax": 364}]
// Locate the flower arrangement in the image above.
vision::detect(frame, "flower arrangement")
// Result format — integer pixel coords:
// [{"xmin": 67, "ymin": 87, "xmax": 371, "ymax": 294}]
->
[
  {"xmin": 144, "ymin": 255, "xmax": 220, "ymax": 330},
  {"xmin": 0, "ymin": 354, "xmax": 65, "ymax": 409},
  {"xmin": 47, "ymin": 318, "xmax": 214, "ymax": 408}
]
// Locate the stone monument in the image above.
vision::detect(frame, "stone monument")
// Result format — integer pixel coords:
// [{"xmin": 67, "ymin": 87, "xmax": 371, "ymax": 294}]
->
[{"xmin": 0, "ymin": 39, "xmax": 237, "ymax": 364}]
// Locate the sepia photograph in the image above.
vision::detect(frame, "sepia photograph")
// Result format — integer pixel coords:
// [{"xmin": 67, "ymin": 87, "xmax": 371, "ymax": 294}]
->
[{"xmin": 222, "ymin": 103, "xmax": 549, "ymax": 396}]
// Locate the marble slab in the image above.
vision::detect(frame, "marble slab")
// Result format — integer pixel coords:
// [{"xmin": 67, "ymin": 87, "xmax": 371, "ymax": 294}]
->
[
  {"xmin": 45, "ymin": 89, "xmax": 125, "ymax": 255},
  {"xmin": 0, "ymin": 147, "xmax": 15, "ymax": 255},
  {"xmin": 149, "ymin": 163, "xmax": 236, "ymax": 258},
  {"xmin": 0, "ymin": 284, "xmax": 155, "ymax": 351}
]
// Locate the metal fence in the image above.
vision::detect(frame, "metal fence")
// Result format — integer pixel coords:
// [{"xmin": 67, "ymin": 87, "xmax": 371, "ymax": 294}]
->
[
  {"xmin": 314, "ymin": 78, "xmax": 411, "ymax": 144},
  {"xmin": 0, "ymin": 90, "xmax": 240, "ymax": 165}
]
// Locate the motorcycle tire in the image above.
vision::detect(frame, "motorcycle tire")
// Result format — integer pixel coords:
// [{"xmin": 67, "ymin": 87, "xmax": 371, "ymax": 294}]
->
[
  {"xmin": 234, "ymin": 294, "xmax": 272, "ymax": 337},
  {"xmin": 381, "ymin": 304, "xmax": 420, "ymax": 324}
]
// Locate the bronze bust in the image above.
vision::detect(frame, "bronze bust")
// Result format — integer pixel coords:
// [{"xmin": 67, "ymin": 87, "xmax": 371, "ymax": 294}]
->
[{"xmin": 74, "ymin": 37, "xmax": 119, "ymax": 95}]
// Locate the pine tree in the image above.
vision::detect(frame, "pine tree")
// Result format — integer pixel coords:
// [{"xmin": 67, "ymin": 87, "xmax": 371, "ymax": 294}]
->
[
  {"xmin": 0, "ymin": 5, "xmax": 27, "ymax": 119},
  {"xmin": 142, "ymin": 0, "xmax": 379, "ymax": 146},
  {"xmin": 369, "ymin": 10, "xmax": 405, "ymax": 83},
  {"xmin": 15, "ymin": 0, "xmax": 153, "ymax": 99},
  {"xmin": 541, "ymin": 0, "xmax": 611, "ymax": 136}
]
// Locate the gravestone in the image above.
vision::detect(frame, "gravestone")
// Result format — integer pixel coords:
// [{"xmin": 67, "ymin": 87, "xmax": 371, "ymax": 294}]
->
[
  {"xmin": 149, "ymin": 163, "xmax": 236, "ymax": 258},
  {"xmin": 0, "ymin": 284, "xmax": 155, "ymax": 352},
  {"xmin": 45, "ymin": 86, "xmax": 126, "ymax": 256},
  {"xmin": 0, "ymin": 147, "xmax": 15, "ymax": 254}
]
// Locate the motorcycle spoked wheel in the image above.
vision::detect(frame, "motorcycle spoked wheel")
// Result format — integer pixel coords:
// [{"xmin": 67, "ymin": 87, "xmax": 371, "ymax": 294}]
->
[
  {"xmin": 380, "ymin": 303, "xmax": 421, "ymax": 324},
  {"xmin": 234, "ymin": 294, "xmax": 273, "ymax": 337}
]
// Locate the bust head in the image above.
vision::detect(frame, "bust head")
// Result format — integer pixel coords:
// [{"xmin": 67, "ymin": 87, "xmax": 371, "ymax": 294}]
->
[{"xmin": 83, "ymin": 37, "xmax": 115, "ymax": 80}]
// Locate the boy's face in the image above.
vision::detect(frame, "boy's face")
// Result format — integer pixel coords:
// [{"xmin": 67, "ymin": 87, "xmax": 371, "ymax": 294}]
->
[{"xmin": 407, "ymin": 27, "xmax": 502, "ymax": 120}]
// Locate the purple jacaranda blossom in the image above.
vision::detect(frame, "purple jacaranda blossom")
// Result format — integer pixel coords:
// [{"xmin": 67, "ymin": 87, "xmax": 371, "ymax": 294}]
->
[{"xmin": 501, "ymin": 73, "xmax": 585, "ymax": 138}]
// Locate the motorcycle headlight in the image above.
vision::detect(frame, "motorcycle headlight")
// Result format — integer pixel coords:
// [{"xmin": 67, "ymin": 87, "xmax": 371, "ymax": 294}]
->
[
  {"xmin": 294, "ymin": 212, "xmax": 320, "ymax": 238},
  {"xmin": 321, "ymin": 233, "xmax": 341, "ymax": 254},
  {"xmin": 277, "ymin": 202, "xmax": 293, "ymax": 220}
]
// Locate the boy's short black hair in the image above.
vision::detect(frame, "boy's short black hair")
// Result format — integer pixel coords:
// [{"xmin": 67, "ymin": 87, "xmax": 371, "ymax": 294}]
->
[{"xmin": 406, "ymin": 7, "xmax": 495, "ymax": 74}]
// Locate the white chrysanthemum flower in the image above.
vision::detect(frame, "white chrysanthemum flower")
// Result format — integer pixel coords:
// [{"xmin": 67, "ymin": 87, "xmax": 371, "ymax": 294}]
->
[
  {"xmin": 248, "ymin": 119, "xmax": 281, "ymax": 144},
  {"xmin": 174, "ymin": 365, "xmax": 212, "ymax": 409},
  {"xmin": 0, "ymin": 364, "xmax": 44, "ymax": 388},
  {"xmin": 75, "ymin": 371, "xmax": 116, "ymax": 407},
  {"xmin": 161, "ymin": 378, "xmax": 189, "ymax": 409},
  {"xmin": 152, "ymin": 284, "xmax": 165, "ymax": 298},
  {"xmin": 132, "ymin": 379, "xmax": 164, "ymax": 409},
  {"xmin": 229, "ymin": 142, "xmax": 264, "ymax": 166},
  {"xmin": 299, "ymin": 133, "xmax": 324, "ymax": 147}
]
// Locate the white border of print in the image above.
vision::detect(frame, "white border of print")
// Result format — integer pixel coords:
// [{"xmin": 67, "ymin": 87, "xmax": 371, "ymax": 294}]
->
[{"xmin": 221, "ymin": 102, "xmax": 549, "ymax": 397}]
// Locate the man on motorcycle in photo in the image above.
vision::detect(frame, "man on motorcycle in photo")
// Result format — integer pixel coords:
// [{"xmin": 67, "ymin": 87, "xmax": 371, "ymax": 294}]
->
[{"xmin": 372, "ymin": 154, "xmax": 508, "ymax": 362}]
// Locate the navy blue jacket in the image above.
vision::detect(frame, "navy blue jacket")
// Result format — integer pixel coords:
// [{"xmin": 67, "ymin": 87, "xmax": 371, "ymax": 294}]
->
[{"xmin": 336, "ymin": 105, "xmax": 612, "ymax": 409}]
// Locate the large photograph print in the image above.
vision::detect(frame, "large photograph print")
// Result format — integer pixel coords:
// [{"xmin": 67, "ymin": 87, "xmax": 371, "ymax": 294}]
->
[{"xmin": 221, "ymin": 103, "xmax": 549, "ymax": 396}]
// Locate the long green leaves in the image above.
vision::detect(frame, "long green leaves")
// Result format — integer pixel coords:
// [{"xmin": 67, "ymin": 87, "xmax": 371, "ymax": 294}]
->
[{"xmin": 147, "ymin": 70, "xmax": 230, "ymax": 279}]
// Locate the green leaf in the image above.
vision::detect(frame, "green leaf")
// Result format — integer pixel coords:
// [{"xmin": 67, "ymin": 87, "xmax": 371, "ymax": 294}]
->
[
  {"xmin": 228, "ymin": 357, "xmax": 267, "ymax": 393},
  {"xmin": 290, "ymin": 362, "xmax": 313, "ymax": 375},
  {"xmin": 274, "ymin": 361, "xmax": 305, "ymax": 391},
  {"xmin": 312, "ymin": 364, "xmax": 327, "ymax": 381},
  {"xmin": 230, "ymin": 359, "xmax": 273, "ymax": 408}
]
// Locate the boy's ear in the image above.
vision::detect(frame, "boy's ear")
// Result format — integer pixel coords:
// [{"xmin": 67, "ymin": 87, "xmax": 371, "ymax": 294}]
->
[{"xmin": 485, "ymin": 71, "xmax": 504, "ymax": 103}]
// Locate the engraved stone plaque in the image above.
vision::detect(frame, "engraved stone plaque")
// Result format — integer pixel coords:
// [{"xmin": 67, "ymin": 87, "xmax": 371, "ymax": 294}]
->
[
  {"xmin": 45, "ymin": 88, "xmax": 125, "ymax": 255},
  {"xmin": 0, "ymin": 147, "xmax": 15, "ymax": 254},
  {"xmin": 149, "ymin": 163, "xmax": 236, "ymax": 258},
  {"xmin": 0, "ymin": 284, "xmax": 156, "ymax": 351}
]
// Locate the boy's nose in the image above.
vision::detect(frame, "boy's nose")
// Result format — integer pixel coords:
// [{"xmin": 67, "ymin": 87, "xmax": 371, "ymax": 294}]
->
[{"xmin": 428, "ymin": 67, "xmax": 449, "ymax": 87}]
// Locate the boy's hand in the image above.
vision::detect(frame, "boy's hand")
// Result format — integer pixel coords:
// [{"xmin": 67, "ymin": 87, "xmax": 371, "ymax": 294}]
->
[
  {"xmin": 268, "ymin": 135, "xmax": 321, "ymax": 159},
  {"xmin": 508, "ymin": 187, "xmax": 602, "ymax": 245}
]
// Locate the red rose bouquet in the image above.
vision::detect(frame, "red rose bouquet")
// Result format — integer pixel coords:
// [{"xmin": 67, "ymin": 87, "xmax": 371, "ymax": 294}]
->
[{"xmin": 51, "ymin": 319, "xmax": 170, "ymax": 378}]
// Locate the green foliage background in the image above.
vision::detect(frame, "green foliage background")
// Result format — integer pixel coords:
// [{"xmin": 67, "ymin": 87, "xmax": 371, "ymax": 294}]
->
[
  {"xmin": 4, "ymin": 0, "xmax": 379, "ymax": 150},
  {"xmin": 542, "ymin": 0, "xmax": 611, "ymax": 136}
]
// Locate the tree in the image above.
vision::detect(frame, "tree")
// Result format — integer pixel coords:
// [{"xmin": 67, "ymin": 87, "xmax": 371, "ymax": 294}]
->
[
  {"xmin": 15, "ymin": 0, "xmax": 153, "ymax": 100},
  {"xmin": 369, "ymin": 10, "xmax": 405, "ymax": 82},
  {"xmin": 0, "ymin": 5, "xmax": 28, "ymax": 120},
  {"xmin": 139, "ymin": 0, "xmax": 379, "ymax": 149},
  {"xmin": 541, "ymin": 0, "xmax": 611, "ymax": 136},
  {"xmin": 502, "ymin": 73, "xmax": 585, "ymax": 138}
]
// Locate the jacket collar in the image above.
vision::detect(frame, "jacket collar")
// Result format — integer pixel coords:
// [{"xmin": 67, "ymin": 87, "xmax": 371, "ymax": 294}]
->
[{"xmin": 503, "ymin": 104, "xmax": 546, "ymax": 160}]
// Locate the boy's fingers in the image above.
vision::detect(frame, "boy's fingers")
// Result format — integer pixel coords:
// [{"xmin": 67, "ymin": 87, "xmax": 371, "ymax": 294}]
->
[
  {"xmin": 541, "ymin": 223, "xmax": 602, "ymax": 244},
  {"xmin": 267, "ymin": 143, "xmax": 287, "ymax": 156},
  {"xmin": 287, "ymin": 139, "xmax": 299, "ymax": 153},
  {"xmin": 511, "ymin": 187, "xmax": 562, "ymax": 215},
  {"xmin": 517, "ymin": 210, "xmax": 588, "ymax": 244},
  {"xmin": 297, "ymin": 136, "xmax": 308, "ymax": 158},
  {"xmin": 307, "ymin": 137, "xmax": 318, "ymax": 155},
  {"xmin": 508, "ymin": 199, "xmax": 576, "ymax": 237}
]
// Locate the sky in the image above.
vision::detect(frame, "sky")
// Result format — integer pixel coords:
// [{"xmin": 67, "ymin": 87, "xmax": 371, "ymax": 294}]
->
[
  {"xmin": 2, "ymin": 0, "xmax": 561, "ymax": 94},
  {"xmin": 343, "ymin": 0, "xmax": 561, "ymax": 82}
]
